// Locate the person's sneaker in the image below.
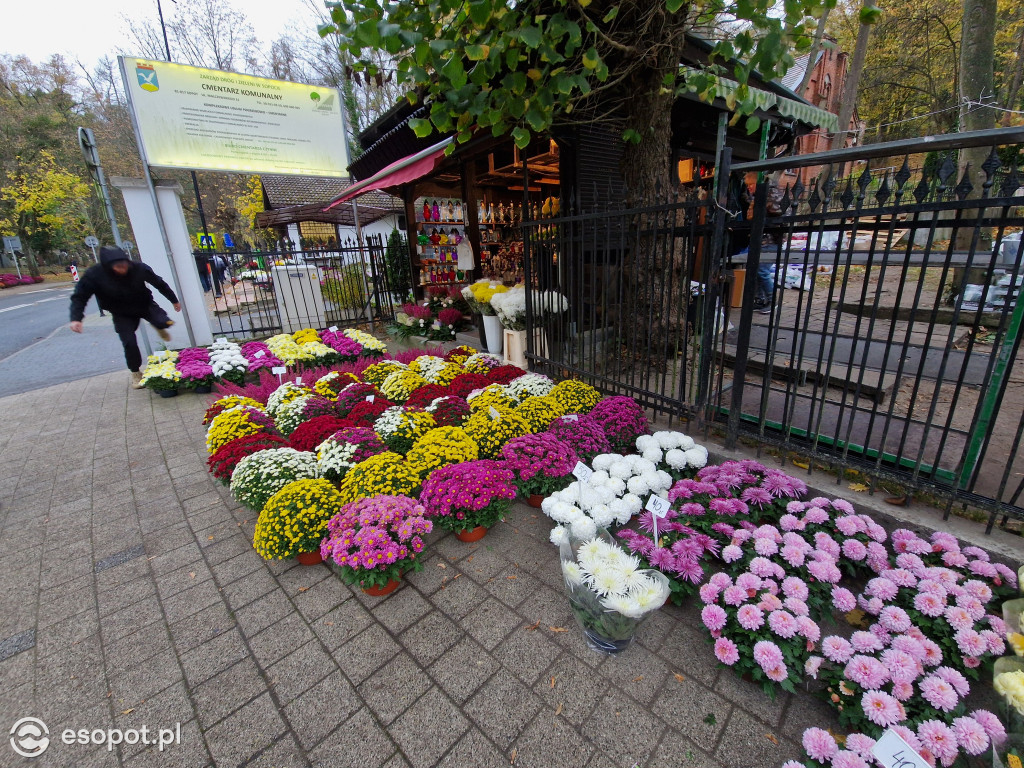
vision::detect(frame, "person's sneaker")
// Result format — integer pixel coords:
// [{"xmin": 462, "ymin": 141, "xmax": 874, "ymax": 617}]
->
[
  {"xmin": 157, "ymin": 327, "xmax": 172, "ymax": 342},
  {"xmin": 130, "ymin": 371, "xmax": 144, "ymax": 389},
  {"xmin": 753, "ymin": 298, "xmax": 773, "ymax": 315}
]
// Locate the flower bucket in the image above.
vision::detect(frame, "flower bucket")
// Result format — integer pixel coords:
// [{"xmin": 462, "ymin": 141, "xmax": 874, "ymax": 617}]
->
[
  {"xmin": 558, "ymin": 528, "xmax": 669, "ymax": 656},
  {"xmin": 482, "ymin": 315, "xmax": 503, "ymax": 355},
  {"xmin": 503, "ymin": 329, "xmax": 528, "ymax": 369},
  {"xmin": 156, "ymin": 389, "xmax": 179, "ymax": 398},
  {"xmin": 296, "ymin": 550, "xmax": 323, "ymax": 566},
  {"xmin": 1004, "ymin": 597, "xmax": 1024, "ymax": 655},
  {"xmin": 527, "ymin": 494, "xmax": 546, "ymax": 508},
  {"xmin": 994, "ymin": 656, "xmax": 1024, "ymax": 733},
  {"xmin": 362, "ymin": 578, "xmax": 401, "ymax": 597},
  {"xmin": 456, "ymin": 525, "xmax": 488, "ymax": 543}
]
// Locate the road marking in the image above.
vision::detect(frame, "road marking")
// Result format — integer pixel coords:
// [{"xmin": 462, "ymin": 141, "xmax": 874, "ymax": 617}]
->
[{"xmin": 0, "ymin": 296, "xmax": 67, "ymax": 314}]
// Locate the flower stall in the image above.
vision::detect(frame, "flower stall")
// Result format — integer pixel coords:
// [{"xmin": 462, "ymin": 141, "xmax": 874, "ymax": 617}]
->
[{"xmin": 192, "ymin": 337, "xmax": 1023, "ymax": 768}]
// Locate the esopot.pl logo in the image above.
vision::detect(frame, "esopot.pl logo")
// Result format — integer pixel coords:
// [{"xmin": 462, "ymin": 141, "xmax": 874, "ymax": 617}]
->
[{"xmin": 10, "ymin": 717, "xmax": 49, "ymax": 758}]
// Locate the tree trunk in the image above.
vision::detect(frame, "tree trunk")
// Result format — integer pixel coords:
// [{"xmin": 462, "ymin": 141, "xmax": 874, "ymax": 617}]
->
[
  {"xmin": 619, "ymin": 31, "xmax": 690, "ymax": 358},
  {"xmin": 796, "ymin": 10, "xmax": 833, "ymax": 97},
  {"xmin": 1001, "ymin": 18, "xmax": 1024, "ymax": 126},
  {"xmin": 954, "ymin": 0, "xmax": 997, "ymax": 255},
  {"xmin": 830, "ymin": 0, "xmax": 876, "ymax": 153}
]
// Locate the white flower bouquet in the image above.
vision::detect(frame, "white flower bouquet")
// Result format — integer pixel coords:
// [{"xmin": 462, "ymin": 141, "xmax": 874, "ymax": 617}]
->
[
  {"xmin": 560, "ymin": 529, "xmax": 670, "ymax": 654},
  {"xmin": 490, "ymin": 285, "xmax": 527, "ymax": 330}
]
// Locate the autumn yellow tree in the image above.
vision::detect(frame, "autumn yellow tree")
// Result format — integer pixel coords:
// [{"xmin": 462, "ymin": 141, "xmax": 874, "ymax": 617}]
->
[{"xmin": 0, "ymin": 150, "xmax": 91, "ymax": 276}]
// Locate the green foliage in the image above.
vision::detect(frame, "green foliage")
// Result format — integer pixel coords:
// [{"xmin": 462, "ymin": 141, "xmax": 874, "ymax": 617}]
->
[
  {"xmin": 384, "ymin": 228, "xmax": 411, "ymax": 301},
  {"xmin": 321, "ymin": 263, "xmax": 367, "ymax": 310},
  {"xmin": 322, "ymin": 0, "xmax": 832, "ymax": 157}
]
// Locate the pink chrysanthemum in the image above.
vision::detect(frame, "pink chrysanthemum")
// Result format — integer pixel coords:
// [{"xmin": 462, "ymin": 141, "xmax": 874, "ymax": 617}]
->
[
  {"xmin": 735, "ymin": 573, "xmax": 760, "ymax": 591},
  {"xmin": 831, "ymin": 587, "xmax": 857, "ymax": 613},
  {"xmin": 881, "ymin": 649, "xmax": 919, "ymax": 684},
  {"xmin": 933, "ymin": 667, "xmax": 969, "ymax": 697},
  {"xmin": 850, "ymin": 631, "xmax": 883, "ymax": 653},
  {"xmin": 797, "ymin": 616, "xmax": 820, "ymax": 642},
  {"xmin": 845, "ymin": 733, "xmax": 876, "ymax": 757},
  {"xmin": 917, "ymin": 720, "xmax": 958, "ymax": 764},
  {"xmin": 782, "ymin": 576, "xmax": 809, "ymax": 601},
  {"xmin": 891, "ymin": 681, "xmax": 915, "ymax": 701},
  {"xmin": 845, "ymin": 655, "xmax": 889, "ymax": 690},
  {"xmin": 971, "ymin": 709, "xmax": 1006, "ymax": 743},
  {"xmin": 842, "ymin": 538, "xmax": 868, "ymax": 561},
  {"xmin": 752, "ymin": 640, "xmax": 784, "ymax": 672},
  {"xmin": 920, "ymin": 676, "xmax": 958, "ymax": 712},
  {"xmin": 914, "ymin": 591, "xmax": 946, "ymax": 617},
  {"xmin": 784, "ymin": 598, "xmax": 810, "ymax": 617},
  {"xmin": 822, "ymin": 636, "xmax": 854, "ymax": 663},
  {"xmin": 954, "ymin": 628, "xmax": 987, "ymax": 657},
  {"xmin": 802, "ymin": 728, "xmax": 838, "ymax": 762},
  {"xmin": 701, "ymin": 604, "xmax": 727, "ymax": 632},
  {"xmin": 951, "ymin": 716, "xmax": 989, "ymax": 755},
  {"xmin": 768, "ymin": 610, "xmax": 799, "ymax": 639},
  {"xmin": 879, "ymin": 606, "xmax": 912, "ymax": 633},
  {"xmin": 737, "ymin": 604, "xmax": 764, "ymax": 631},
  {"xmin": 866, "ymin": 577, "xmax": 899, "ymax": 601},
  {"xmin": 722, "ymin": 585, "xmax": 747, "ymax": 606},
  {"xmin": 714, "ymin": 637, "xmax": 739, "ymax": 665},
  {"xmin": 832, "ymin": 751, "xmax": 869, "ymax": 768},
  {"xmin": 862, "ymin": 690, "xmax": 903, "ymax": 727}
]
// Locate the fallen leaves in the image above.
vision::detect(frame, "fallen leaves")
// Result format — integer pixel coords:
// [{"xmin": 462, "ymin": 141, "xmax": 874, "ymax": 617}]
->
[
  {"xmin": 121, "ymin": 709, "xmax": 134, "ymax": 715},
  {"xmin": 847, "ymin": 482, "xmax": 869, "ymax": 492},
  {"xmin": 525, "ymin": 620, "xmax": 541, "ymax": 631},
  {"xmin": 633, "ymin": 676, "xmax": 644, "ymax": 682},
  {"xmin": 506, "ymin": 575, "xmax": 518, "ymax": 580},
  {"xmin": 673, "ymin": 673, "xmax": 686, "ymax": 683},
  {"xmin": 766, "ymin": 733, "xmax": 779, "ymax": 745},
  {"xmin": 510, "ymin": 747, "xmax": 518, "ymax": 764},
  {"xmin": 549, "ymin": 626, "xmax": 568, "ymax": 633},
  {"xmin": 792, "ymin": 459, "xmax": 810, "ymax": 470},
  {"xmin": 550, "ymin": 677, "xmax": 556, "ymax": 688},
  {"xmin": 555, "ymin": 702, "xmax": 563, "ymax": 716}
]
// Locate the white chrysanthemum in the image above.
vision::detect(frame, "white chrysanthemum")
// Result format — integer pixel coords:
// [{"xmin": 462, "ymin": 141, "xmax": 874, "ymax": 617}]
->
[
  {"xmin": 573, "ymin": 518, "xmax": 598, "ymax": 540},
  {"xmin": 608, "ymin": 460, "xmax": 632, "ymax": 479},
  {"xmin": 589, "ymin": 469, "xmax": 611, "ymax": 486},
  {"xmin": 560, "ymin": 558, "xmax": 584, "ymax": 583},
  {"xmin": 590, "ymin": 504, "xmax": 616, "ymax": 528},
  {"xmin": 677, "ymin": 434, "xmax": 695, "ymax": 450},
  {"xmin": 654, "ymin": 431, "xmax": 679, "ymax": 449},
  {"xmin": 626, "ymin": 475, "xmax": 650, "ymax": 496},
  {"xmin": 620, "ymin": 567, "xmax": 649, "ymax": 594},
  {"xmin": 602, "ymin": 594, "xmax": 644, "ymax": 619},
  {"xmin": 683, "ymin": 446, "xmax": 708, "ymax": 468},
  {"xmin": 506, "ymin": 373, "xmax": 554, "ymax": 400},
  {"xmin": 652, "ymin": 470, "xmax": 673, "ymax": 492},
  {"xmin": 576, "ymin": 539, "xmax": 606, "ymax": 566},
  {"xmin": 550, "ymin": 526, "xmax": 570, "ymax": 548},
  {"xmin": 587, "ymin": 565, "xmax": 628, "ymax": 597},
  {"xmin": 630, "ymin": 578, "xmax": 669, "ymax": 613},
  {"xmin": 635, "ymin": 435, "xmax": 656, "ymax": 452},
  {"xmin": 665, "ymin": 449, "xmax": 688, "ymax": 469},
  {"xmin": 633, "ymin": 457, "xmax": 657, "ymax": 475},
  {"xmin": 642, "ymin": 448, "xmax": 664, "ymax": 463},
  {"xmin": 591, "ymin": 454, "xmax": 615, "ymax": 471},
  {"xmin": 274, "ymin": 395, "xmax": 314, "ymax": 435},
  {"xmin": 605, "ymin": 477, "xmax": 626, "ymax": 496}
]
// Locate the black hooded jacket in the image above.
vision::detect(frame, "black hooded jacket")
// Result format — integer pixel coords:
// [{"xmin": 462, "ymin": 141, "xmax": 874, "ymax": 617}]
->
[{"xmin": 69, "ymin": 247, "xmax": 179, "ymax": 322}]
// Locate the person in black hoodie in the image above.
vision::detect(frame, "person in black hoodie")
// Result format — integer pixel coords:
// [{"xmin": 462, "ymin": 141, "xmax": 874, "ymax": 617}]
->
[{"xmin": 69, "ymin": 246, "xmax": 181, "ymax": 388}]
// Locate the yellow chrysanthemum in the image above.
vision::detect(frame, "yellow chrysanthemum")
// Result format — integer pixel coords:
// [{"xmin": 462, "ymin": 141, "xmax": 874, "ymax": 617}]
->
[
  {"xmin": 361, "ymin": 360, "xmax": 407, "ymax": 388},
  {"xmin": 549, "ymin": 379, "xmax": 602, "ymax": 414},
  {"xmin": 338, "ymin": 452, "xmax": 421, "ymax": 504},
  {"xmin": 467, "ymin": 384, "xmax": 515, "ymax": 414},
  {"xmin": 205, "ymin": 407, "xmax": 271, "ymax": 453},
  {"xmin": 253, "ymin": 478, "xmax": 340, "ymax": 560},
  {"xmin": 406, "ymin": 427, "xmax": 479, "ymax": 475},
  {"xmin": 463, "ymin": 409, "xmax": 530, "ymax": 458},
  {"xmin": 313, "ymin": 371, "xmax": 361, "ymax": 400},
  {"xmin": 515, "ymin": 395, "xmax": 565, "ymax": 433},
  {"xmin": 380, "ymin": 370, "xmax": 429, "ymax": 403}
]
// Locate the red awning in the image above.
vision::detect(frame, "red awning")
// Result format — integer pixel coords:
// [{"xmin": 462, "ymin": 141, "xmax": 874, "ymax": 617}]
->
[{"xmin": 324, "ymin": 137, "xmax": 454, "ymax": 211}]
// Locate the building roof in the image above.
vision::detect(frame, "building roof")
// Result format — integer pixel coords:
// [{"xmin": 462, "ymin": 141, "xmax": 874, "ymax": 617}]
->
[
  {"xmin": 778, "ymin": 51, "xmax": 824, "ymax": 94},
  {"xmin": 256, "ymin": 175, "xmax": 402, "ymax": 229},
  {"xmin": 260, "ymin": 175, "xmax": 401, "ymax": 211}
]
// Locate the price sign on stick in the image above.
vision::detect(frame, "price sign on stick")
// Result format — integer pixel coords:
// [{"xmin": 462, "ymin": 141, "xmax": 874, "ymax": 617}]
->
[
  {"xmin": 366, "ymin": 395, "xmax": 375, "ymax": 403},
  {"xmin": 646, "ymin": 495, "xmax": 670, "ymax": 545},
  {"xmin": 328, "ymin": 326, "xmax": 338, "ymax": 333},
  {"xmin": 254, "ymin": 350, "xmax": 265, "ymax": 359},
  {"xmin": 271, "ymin": 366, "xmax": 286, "ymax": 383},
  {"xmin": 294, "ymin": 377, "xmax": 303, "ymax": 385},
  {"xmin": 488, "ymin": 406, "xmax": 501, "ymax": 421},
  {"xmin": 563, "ymin": 414, "xmax": 579, "ymax": 422},
  {"xmin": 572, "ymin": 462, "xmax": 593, "ymax": 483},
  {"xmin": 870, "ymin": 729, "xmax": 931, "ymax": 768}
]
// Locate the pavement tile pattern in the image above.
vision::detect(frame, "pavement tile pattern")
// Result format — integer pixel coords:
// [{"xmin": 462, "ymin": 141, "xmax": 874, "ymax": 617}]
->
[{"xmin": 0, "ymin": 372, "xmax": 842, "ymax": 768}]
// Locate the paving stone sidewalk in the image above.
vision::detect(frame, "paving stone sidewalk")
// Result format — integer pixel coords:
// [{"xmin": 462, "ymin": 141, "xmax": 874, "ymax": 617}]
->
[{"xmin": 0, "ymin": 372, "xmax": 871, "ymax": 768}]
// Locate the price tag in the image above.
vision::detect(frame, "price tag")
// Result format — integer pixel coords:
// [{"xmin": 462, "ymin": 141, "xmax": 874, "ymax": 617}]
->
[
  {"xmin": 870, "ymin": 729, "xmax": 931, "ymax": 768},
  {"xmin": 254, "ymin": 350, "xmax": 265, "ymax": 359},
  {"xmin": 646, "ymin": 495, "xmax": 671, "ymax": 518},
  {"xmin": 563, "ymin": 414, "xmax": 579, "ymax": 422},
  {"xmin": 328, "ymin": 326, "xmax": 338, "ymax": 333},
  {"xmin": 271, "ymin": 366, "xmax": 286, "ymax": 375},
  {"xmin": 488, "ymin": 406, "xmax": 501, "ymax": 421},
  {"xmin": 294, "ymin": 377, "xmax": 303, "ymax": 385},
  {"xmin": 572, "ymin": 461, "xmax": 593, "ymax": 483},
  {"xmin": 366, "ymin": 395, "xmax": 375, "ymax": 403}
]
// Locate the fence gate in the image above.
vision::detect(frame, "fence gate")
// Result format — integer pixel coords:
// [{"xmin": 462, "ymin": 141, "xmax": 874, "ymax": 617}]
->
[
  {"xmin": 524, "ymin": 127, "xmax": 1024, "ymax": 530},
  {"xmin": 199, "ymin": 233, "xmax": 396, "ymax": 338}
]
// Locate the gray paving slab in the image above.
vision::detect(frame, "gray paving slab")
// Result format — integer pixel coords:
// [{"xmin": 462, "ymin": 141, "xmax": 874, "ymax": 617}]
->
[{"xmin": 2, "ymin": 369, "xmax": 1018, "ymax": 768}]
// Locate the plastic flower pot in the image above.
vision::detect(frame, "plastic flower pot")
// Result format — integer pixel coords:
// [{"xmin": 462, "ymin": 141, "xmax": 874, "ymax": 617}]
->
[
  {"xmin": 296, "ymin": 550, "xmax": 323, "ymax": 566},
  {"xmin": 194, "ymin": 384, "xmax": 213, "ymax": 394},
  {"xmin": 156, "ymin": 389, "xmax": 179, "ymax": 398},
  {"xmin": 362, "ymin": 578, "xmax": 401, "ymax": 596},
  {"xmin": 527, "ymin": 494, "xmax": 546, "ymax": 508},
  {"xmin": 456, "ymin": 525, "xmax": 488, "ymax": 543}
]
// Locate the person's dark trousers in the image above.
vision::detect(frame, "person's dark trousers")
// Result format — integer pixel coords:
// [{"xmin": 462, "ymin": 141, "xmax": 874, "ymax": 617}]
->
[{"xmin": 112, "ymin": 303, "xmax": 172, "ymax": 372}]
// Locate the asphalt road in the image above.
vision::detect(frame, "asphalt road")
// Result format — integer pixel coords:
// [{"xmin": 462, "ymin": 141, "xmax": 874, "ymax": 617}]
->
[{"xmin": 0, "ymin": 286, "xmax": 129, "ymax": 398}]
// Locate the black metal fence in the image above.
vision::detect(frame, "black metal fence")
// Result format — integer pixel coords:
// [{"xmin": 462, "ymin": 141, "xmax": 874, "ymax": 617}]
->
[
  {"xmin": 523, "ymin": 126, "xmax": 1024, "ymax": 530},
  {"xmin": 199, "ymin": 233, "xmax": 396, "ymax": 337}
]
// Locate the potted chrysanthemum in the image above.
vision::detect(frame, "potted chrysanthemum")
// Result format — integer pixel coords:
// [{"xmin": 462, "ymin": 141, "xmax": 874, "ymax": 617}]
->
[
  {"xmin": 499, "ymin": 433, "xmax": 577, "ymax": 507},
  {"xmin": 321, "ymin": 495, "xmax": 433, "ymax": 596},
  {"xmin": 419, "ymin": 459, "xmax": 517, "ymax": 542}
]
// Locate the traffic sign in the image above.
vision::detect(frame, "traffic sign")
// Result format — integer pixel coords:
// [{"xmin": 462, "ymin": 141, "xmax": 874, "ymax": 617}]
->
[
  {"xmin": 3, "ymin": 235, "xmax": 21, "ymax": 253},
  {"xmin": 85, "ymin": 236, "xmax": 99, "ymax": 247},
  {"xmin": 70, "ymin": 265, "xmax": 80, "ymax": 282}
]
